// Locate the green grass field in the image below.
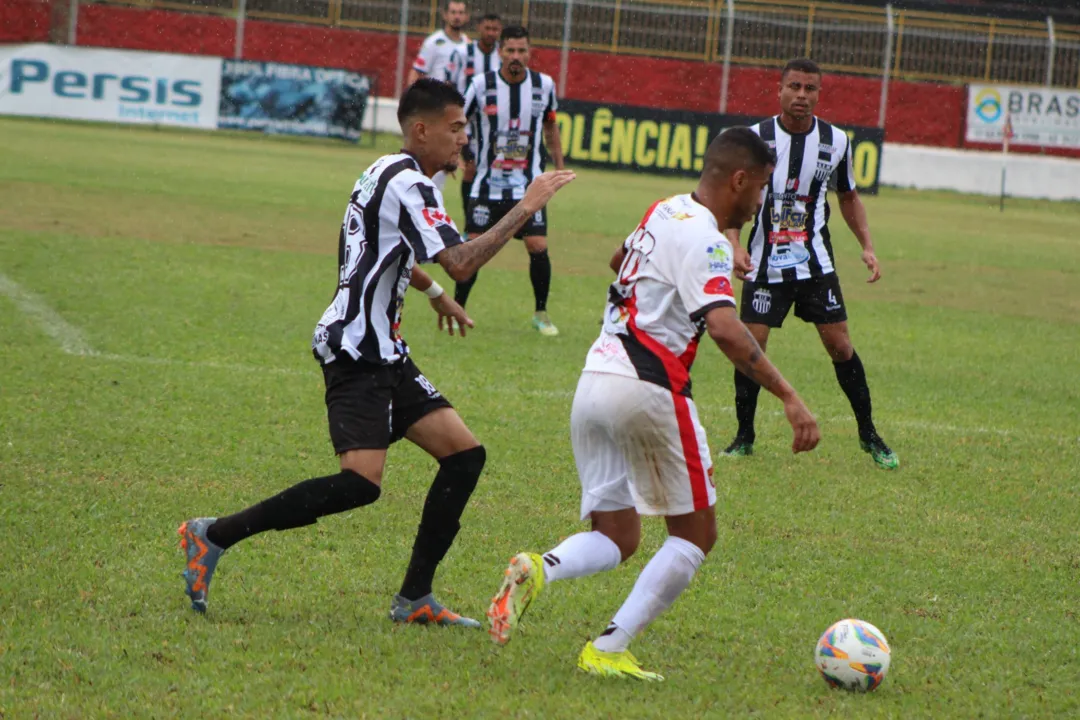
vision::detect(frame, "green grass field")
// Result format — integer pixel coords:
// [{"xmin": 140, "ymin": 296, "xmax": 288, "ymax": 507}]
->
[{"xmin": 2, "ymin": 116, "xmax": 1079, "ymax": 718}]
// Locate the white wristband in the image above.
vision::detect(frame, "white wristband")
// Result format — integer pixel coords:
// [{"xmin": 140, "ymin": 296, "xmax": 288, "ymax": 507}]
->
[{"xmin": 423, "ymin": 281, "xmax": 444, "ymax": 299}]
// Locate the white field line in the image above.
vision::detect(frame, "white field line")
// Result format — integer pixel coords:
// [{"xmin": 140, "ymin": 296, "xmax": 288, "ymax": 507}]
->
[{"xmin": 1, "ymin": 272, "xmax": 1074, "ymax": 444}]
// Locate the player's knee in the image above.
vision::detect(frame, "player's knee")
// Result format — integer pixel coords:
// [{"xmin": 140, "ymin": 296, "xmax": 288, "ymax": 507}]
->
[
  {"xmin": 439, "ymin": 444, "xmax": 486, "ymax": 494},
  {"xmin": 338, "ymin": 469, "xmax": 383, "ymax": 507},
  {"xmin": 525, "ymin": 236, "xmax": 547, "ymax": 253},
  {"xmin": 826, "ymin": 340, "xmax": 854, "ymax": 362}
]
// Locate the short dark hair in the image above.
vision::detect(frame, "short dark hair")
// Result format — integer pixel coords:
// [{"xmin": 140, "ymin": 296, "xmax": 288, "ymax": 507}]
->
[
  {"xmin": 704, "ymin": 127, "xmax": 776, "ymax": 178},
  {"xmin": 782, "ymin": 57, "xmax": 821, "ymax": 79},
  {"xmin": 444, "ymin": 0, "xmax": 466, "ymax": 9},
  {"xmin": 398, "ymin": 78, "xmax": 465, "ymax": 128},
  {"xmin": 480, "ymin": 12, "xmax": 501, "ymax": 23},
  {"xmin": 500, "ymin": 25, "xmax": 529, "ymax": 43}
]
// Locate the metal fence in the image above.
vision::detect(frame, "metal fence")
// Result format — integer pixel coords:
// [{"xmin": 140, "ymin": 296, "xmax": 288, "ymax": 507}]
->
[{"xmin": 75, "ymin": 0, "xmax": 1080, "ymax": 103}]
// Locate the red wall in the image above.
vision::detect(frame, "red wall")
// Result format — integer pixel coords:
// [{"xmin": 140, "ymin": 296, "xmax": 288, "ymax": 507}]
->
[{"xmin": 0, "ymin": 2, "xmax": 1035, "ymax": 153}]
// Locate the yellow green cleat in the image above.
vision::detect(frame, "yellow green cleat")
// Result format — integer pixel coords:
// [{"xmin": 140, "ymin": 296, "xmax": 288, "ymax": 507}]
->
[{"xmin": 577, "ymin": 641, "xmax": 664, "ymax": 682}]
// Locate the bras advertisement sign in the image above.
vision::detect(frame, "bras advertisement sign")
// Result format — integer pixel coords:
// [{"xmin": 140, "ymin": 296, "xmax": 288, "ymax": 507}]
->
[
  {"xmin": 967, "ymin": 84, "xmax": 1080, "ymax": 148},
  {"xmin": 555, "ymin": 99, "xmax": 884, "ymax": 194}
]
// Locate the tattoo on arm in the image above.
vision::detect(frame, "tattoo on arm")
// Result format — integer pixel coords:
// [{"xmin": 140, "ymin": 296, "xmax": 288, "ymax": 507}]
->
[{"xmin": 440, "ymin": 203, "xmax": 532, "ymax": 278}]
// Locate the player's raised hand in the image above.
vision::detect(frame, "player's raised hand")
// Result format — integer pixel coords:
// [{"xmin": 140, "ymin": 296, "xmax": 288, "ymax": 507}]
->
[
  {"xmin": 862, "ymin": 249, "xmax": 882, "ymax": 283},
  {"xmin": 523, "ymin": 170, "xmax": 576, "ymax": 213},
  {"xmin": 783, "ymin": 397, "xmax": 820, "ymax": 454},
  {"xmin": 733, "ymin": 245, "xmax": 754, "ymax": 281},
  {"xmin": 431, "ymin": 293, "xmax": 474, "ymax": 337}
]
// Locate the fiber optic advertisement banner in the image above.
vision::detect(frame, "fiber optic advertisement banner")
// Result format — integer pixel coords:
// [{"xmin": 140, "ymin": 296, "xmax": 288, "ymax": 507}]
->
[
  {"xmin": 218, "ymin": 60, "xmax": 371, "ymax": 141},
  {"xmin": 555, "ymin": 100, "xmax": 883, "ymax": 194},
  {"xmin": 967, "ymin": 84, "xmax": 1080, "ymax": 147},
  {"xmin": 0, "ymin": 44, "xmax": 221, "ymax": 129}
]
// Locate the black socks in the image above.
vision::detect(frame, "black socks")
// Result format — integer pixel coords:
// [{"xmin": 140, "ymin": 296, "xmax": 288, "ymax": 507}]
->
[
  {"xmin": 734, "ymin": 370, "xmax": 761, "ymax": 443},
  {"xmin": 834, "ymin": 350, "xmax": 877, "ymax": 440},
  {"xmin": 529, "ymin": 249, "xmax": 551, "ymax": 313}
]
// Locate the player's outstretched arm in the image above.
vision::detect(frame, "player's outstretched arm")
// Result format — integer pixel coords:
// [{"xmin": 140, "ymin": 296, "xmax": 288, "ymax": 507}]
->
[
  {"xmin": 704, "ymin": 305, "xmax": 820, "ymax": 453},
  {"xmin": 437, "ymin": 170, "xmax": 575, "ymax": 281},
  {"xmin": 410, "ymin": 266, "xmax": 474, "ymax": 336}
]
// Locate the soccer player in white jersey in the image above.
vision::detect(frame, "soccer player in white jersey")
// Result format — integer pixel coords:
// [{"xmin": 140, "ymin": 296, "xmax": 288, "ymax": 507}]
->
[
  {"xmin": 721, "ymin": 58, "xmax": 898, "ymax": 470},
  {"xmin": 485, "ymin": 128, "xmax": 820, "ymax": 680},
  {"xmin": 454, "ymin": 25, "xmax": 565, "ymax": 336},
  {"xmin": 177, "ymin": 80, "xmax": 575, "ymax": 626},
  {"xmin": 406, "ymin": 0, "xmax": 470, "ymax": 87}
]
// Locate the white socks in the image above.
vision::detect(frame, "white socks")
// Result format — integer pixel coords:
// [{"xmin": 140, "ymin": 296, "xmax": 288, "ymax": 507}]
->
[
  {"xmin": 593, "ymin": 536, "xmax": 706, "ymax": 653},
  {"xmin": 542, "ymin": 531, "xmax": 622, "ymax": 583}
]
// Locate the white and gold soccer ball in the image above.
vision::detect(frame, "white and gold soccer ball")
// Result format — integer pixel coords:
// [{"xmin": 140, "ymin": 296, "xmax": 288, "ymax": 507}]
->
[{"xmin": 814, "ymin": 618, "xmax": 892, "ymax": 692}]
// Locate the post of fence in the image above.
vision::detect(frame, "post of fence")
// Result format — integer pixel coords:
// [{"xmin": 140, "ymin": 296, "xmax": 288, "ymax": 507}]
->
[
  {"xmin": 718, "ymin": 0, "xmax": 734, "ymax": 113},
  {"xmin": 66, "ymin": 0, "xmax": 78, "ymax": 45},
  {"xmin": 559, "ymin": 0, "xmax": 573, "ymax": 96},
  {"xmin": 395, "ymin": 0, "xmax": 411, "ymax": 97},
  {"xmin": 234, "ymin": 0, "xmax": 247, "ymax": 59},
  {"xmin": 878, "ymin": 3, "xmax": 894, "ymax": 129},
  {"xmin": 1046, "ymin": 16, "xmax": 1056, "ymax": 87}
]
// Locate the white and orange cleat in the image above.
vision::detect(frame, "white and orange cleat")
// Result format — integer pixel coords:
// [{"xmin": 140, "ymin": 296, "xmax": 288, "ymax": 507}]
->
[{"xmin": 487, "ymin": 552, "xmax": 545, "ymax": 645}]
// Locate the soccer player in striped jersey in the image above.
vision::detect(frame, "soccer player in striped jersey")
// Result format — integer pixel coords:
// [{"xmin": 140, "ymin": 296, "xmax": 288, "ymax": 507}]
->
[
  {"xmin": 453, "ymin": 12, "xmax": 502, "ymax": 220},
  {"xmin": 485, "ymin": 129, "xmax": 820, "ymax": 681},
  {"xmin": 406, "ymin": 0, "xmax": 470, "ymax": 87},
  {"xmin": 178, "ymin": 79, "xmax": 575, "ymax": 625},
  {"xmin": 454, "ymin": 25, "xmax": 565, "ymax": 336},
  {"xmin": 722, "ymin": 57, "xmax": 898, "ymax": 470}
]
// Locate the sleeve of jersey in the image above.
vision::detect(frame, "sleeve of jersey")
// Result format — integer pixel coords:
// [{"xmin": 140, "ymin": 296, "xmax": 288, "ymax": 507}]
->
[
  {"xmin": 400, "ymin": 180, "xmax": 463, "ymax": 263},
  {"xmin": 836, "ymin": 135, "xmax": 857, "ymax": 193},
  {"xmin": 676, "ymin": 233, "xmax": 737, "ymax": 321},
  {"xmin": 545, "ymin": 79, "xmax": 558, "ymax": 121},
  {"xmin": 462, "ymin": 80, "xmax": 479, "ymax": 120},
  {"xmin": 413, "ymin": 37, "xmax": 435, "ymax": 73}
]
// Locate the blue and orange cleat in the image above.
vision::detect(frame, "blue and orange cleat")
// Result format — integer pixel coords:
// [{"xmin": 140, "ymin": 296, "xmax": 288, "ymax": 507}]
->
[
  {"xmin": 389, "ymin": 593, "xmax": 481, "ymax": 628},
  {"xmin": 178, "ymin": 517, "xmax": 224, "ymax": 613}
]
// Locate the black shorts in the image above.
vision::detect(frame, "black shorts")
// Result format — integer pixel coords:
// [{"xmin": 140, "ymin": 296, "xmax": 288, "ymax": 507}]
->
[
  {"xmin": 465, "ymin": 198, "xmax": 547, "ymax": 238},
  {"xmin": 322, "ymin": 356, "xmax": 452, "ymax": 454},
  {"xmin": 739, "ymin": 274, "xmax": 848, "ymax": 328}
]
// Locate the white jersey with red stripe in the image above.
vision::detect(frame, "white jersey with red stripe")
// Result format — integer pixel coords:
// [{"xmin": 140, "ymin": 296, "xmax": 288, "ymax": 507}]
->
[{"xmin": 583, "ymin": 193, "xmax": 737, "ymax": 398}]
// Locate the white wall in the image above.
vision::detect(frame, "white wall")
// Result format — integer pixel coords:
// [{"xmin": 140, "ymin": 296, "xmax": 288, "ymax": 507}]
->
[{"xmin": 880, "ymin": 143, "xmax": 1080, "ymax": 202}]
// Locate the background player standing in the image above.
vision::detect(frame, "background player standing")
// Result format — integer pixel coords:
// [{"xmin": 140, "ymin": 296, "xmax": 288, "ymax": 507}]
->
[
  {"xmin": 485, "ymin": 129, "xmax": 819, "ymax": 680},
  {"xmin": 406, "ymin": 0, "xmax": 470, "ymax": 87},
  {"xmin": 454, "ymin": 12, "xmax": 502, "ymax": 221},
  {"xmin": 722, "ymin": 57, "xmax": 898, "ymax": 470},
  {"xmin": 454, "ymin": 25, "xmax": 565, "ymax": 337},
  {"xmin": 178, "ymin": 80, "xmax": 575, "ymax": 626}
]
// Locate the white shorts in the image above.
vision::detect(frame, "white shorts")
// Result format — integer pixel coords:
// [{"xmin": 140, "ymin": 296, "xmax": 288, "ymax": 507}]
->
[{"xmin": 571, "ymin": 371, "xmax": 715, "ymax": 521}]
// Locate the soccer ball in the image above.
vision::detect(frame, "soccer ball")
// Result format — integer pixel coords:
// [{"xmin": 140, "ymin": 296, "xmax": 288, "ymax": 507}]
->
[{"xmin": 814, "ymin": 618, "xmax": 891, "ymax": 692}]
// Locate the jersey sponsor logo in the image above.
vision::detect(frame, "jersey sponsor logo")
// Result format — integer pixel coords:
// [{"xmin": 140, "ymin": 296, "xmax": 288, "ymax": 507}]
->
[
  {"xmin": 672, "ymin": 212, "xmax": 695, "ymax": 220},
  {"xmin": 434, "ymin": 38, "xmax": 446, "ymax": 46},
  {"xmin": 706, "ymin": 243, "xmax": 732, "ymax": 274},
  {"xmin": 768, "ymin": 241, "xmax": 812, "ymax": 269},
  {"xmin": 531, "ymin": 90, "xmax": 545, "ymax": 115},
  {"xmin": 752, "ymin": 287, "xmax": 772, "ymax": 315},
  {"xmin": 472, "ymin": 203, "xmax": 490, "ymax": 227},
  {"xmin": 768, "ymin": 230, "xmax": 809, "ymax": 244},
  {"xmin": 414, "ymin": 56, "xmax": 428, "ymax": 69},
  {"xmin": 819, "ymin": 143, "xmax": 837, "ymax": 153},
  {"xmin": 422, "ymin": 207, "xmax": 453, "ymax": 228},
  {"xmin": 786, "ymin": 177, "xmax": 800, "ymax": 191},
  {"xmin": 704, "ymin": 276, "xmax": 733, "ymax": 296},
  {"xmin": 484, "ymin": 104, "xmax": 498, "ymax": 115},
  {"xmin": 815, "ymin": 160, "xmax": 832, "ymax": 182},
  {"xmin": 770, "ymin": 206, "xmax": 807, "ymax": 229}
]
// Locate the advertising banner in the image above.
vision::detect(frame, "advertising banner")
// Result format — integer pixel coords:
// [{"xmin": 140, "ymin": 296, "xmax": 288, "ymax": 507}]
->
[
  {"xmin": 555, "ymin": 99, "xmax": 884, "ymax": 194},
  {"xmin": 967, "ymin": 84, "xmax": 1080, "ymax": 147},
  {"xmin": 218, "ymin": 60, "xmax": 371, "ymax": 141},
  {"xmin": 0, "ymin": 44, "xmax": 221, "ymax": 129}
]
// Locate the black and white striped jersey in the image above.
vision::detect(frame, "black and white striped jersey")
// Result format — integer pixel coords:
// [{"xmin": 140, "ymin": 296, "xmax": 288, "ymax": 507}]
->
[
  {"xmin": 744, "ymin": 116, "xmax": 856, "ymax": 284},
  {"xmin": 312, "ymin": 152, "xmax": 462, "ymax": 366},
  {"xmin": 412, "ymin": 30, "xmax": 469, "ymax": 83},
  {"xmin": 455, "ymin": 41, "xmax": 500, "ymax": 94},
  {"xmin": 463, "ymin": 69, "xmax": 558, "ymax": 201}
]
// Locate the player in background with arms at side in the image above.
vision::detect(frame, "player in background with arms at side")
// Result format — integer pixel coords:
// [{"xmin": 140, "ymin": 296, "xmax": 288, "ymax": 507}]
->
[
  {"xmin": 177, "ymin": 80, "xmax": 575, "ymax": 626},
  {"xmin": 485, "ymin": 128, "xmax": 820, "ymax": 680},
  {"xmin": 453, "ymin": 12, "xmax": 502, "ymax": 222},
  {"xmin": 722, "ymin": 57, "xmax": 898, "ymax": 470},
  {"xmin": 407, "ymin": 0, "xmax": 470, "ymax": 87},
  {"xmin": 454, "ymin": 25, "xmax": 565, "ymax": 336}
]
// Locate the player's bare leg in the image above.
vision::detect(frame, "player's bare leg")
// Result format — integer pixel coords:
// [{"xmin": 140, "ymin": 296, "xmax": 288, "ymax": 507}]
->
[
  {"xmin": 724, "ymin": 322, "xmax": 771, "ymax": 456},
  {"xmin": 816, "ymin": 322, "xmax": 898, "ymax": 470},
  {"xmin": 487, "ymin": 508, "xmax": 636, "ymax": 645},
  {"xmin": 524, "ymin": 234, "xmax": 557, "ymax": 336},
  {"xmin": 179, "ymin": 448, "xmax": 386, "ymax": 613},
  {"xmin": 578, "ymin": 506, "xmax": 716, "ymax": 681},
  {"xmin": 391, "ymin": 408, "xmax": 485, "ymax": 627}
]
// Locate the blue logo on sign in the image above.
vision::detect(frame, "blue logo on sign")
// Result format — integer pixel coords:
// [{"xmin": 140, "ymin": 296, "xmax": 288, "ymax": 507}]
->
[
  {"xmin": 9, "ymin": 60, "xmax": 202, "ymax": 106},
  {"xmin": 974, "ymin": 89, "xmax": 1002, "ymax": 123}
]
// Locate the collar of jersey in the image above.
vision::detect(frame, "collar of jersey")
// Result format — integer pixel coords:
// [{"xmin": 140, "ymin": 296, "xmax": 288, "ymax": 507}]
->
[{"xmin": 774, "ymin": 115, "xmax": 817, "ymax": 137}]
